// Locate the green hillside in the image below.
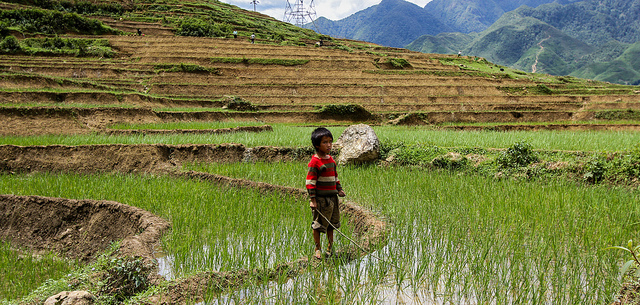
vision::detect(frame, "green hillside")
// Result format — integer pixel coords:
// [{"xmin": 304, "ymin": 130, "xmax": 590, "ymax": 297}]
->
[
  {"xmin": 0, "ymin": 0, "xmax": 329, "ymax": 45},
  {"xmin": 572, "ymin": 42, "xmax": 640, "ymax": 85}
]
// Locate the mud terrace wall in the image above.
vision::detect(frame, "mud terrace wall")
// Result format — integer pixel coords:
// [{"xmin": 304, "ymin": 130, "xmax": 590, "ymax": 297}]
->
[
  {"xmin": 0, "ymin": 194, "xmax": 170, "ymax": 261},
  {"xmin": 0, "ymin": 143, "xmax": 311, "ymax": 174}
]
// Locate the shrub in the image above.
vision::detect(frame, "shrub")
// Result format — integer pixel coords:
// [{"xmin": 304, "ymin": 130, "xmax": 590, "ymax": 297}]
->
[
  {"xmin": 154, "ymin": 63, "xmax": 218, "ymax": 74},
  {"xmin": 19, "ymin": 37, "xmax": 113, "ymax": 57},
  {"xmin": 176, "ymin": 17, "xmax": 230, "ymax": 37},
  {"xmin": 387, "ymin": 58, "xmax": 411, "ymax": 69},
  {"xmin": 386, "ymin": 143, "xmax": 445, "ymax": 166},
  {"xmin": 99, "ymin": 257, "xmax": 152, "ymax": 303},
  {"xmin": 223, "ymin": 96, "xmax": 257, "ymax": 111},
  {"xmin": 0, "ymin": 21, "xmax": 9, "ymax": 37},
  {"xmin": 318, "ymin": 104, "xmax": 370, "ymax": 117},
  {"xmin": 432, "ymin": 152, "xmax": 468, "ymax": 170},
  {"xmin": 583, "ymin": 158, "xmax": 606, "ymax": 184},
  {"xmin": 496, "ymin": 142, "xmax": 539, "ymax": 168},
  {"xmin": 0, "ymin": 36, "xmax": 22, "ymax": 53},
  {"xmin": 533, "ymin": 84, "xmax": 553, "ymax": 95},
  {"xmin": 0, "ymin": 8, "xmax": 120, "ymax": 35},
  {"xmin": 3, "ymin": 0, "xmax": 125, "ymax": 16}
]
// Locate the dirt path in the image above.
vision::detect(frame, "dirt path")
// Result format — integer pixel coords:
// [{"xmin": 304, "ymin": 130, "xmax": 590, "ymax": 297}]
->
[{"xmin": 532, "ymin": 35, "xmax": 551, "ymax": 73}]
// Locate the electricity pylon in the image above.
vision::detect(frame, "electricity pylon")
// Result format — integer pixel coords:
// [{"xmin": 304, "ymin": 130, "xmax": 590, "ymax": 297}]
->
[{"xmin": 284, "ymin": 0, "xmax": 319, "ymax": 31}]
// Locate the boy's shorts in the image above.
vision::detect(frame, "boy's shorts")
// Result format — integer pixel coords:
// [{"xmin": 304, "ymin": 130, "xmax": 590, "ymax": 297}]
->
[{"xmin": 312, "ymin": 195, "xmax": 340, "ymax": 233}]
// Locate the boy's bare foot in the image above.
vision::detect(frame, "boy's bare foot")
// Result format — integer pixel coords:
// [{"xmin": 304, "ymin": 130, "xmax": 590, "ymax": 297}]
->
[
  {"xmin": 325, "ymin": 247, "xmax": 333, "ymax": 257},
  {"xmin": 314, "ymin": 249, "xmax": 322, "ymax": 260}
]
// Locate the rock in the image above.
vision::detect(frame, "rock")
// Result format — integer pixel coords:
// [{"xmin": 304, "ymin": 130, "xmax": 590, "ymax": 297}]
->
[
  {"xmin": 334, "ymin": 124, "xmax": 380, "ymax": 165},
  {"xmin": 44, "ymin": 291, "xmax": 94, "ymax": 305}
]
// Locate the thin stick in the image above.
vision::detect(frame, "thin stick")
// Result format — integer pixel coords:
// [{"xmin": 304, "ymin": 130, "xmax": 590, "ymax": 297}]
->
[{"xmin": 316, "ymin": 209, "xmax": 402, "ymax": 271}]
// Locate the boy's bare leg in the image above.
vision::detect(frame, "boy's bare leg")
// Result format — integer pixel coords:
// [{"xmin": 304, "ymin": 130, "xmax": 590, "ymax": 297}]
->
[
  {"xmin": 327, "ymin": 228, "xmax": 334, "ymax": 253},
  {"xmin": 313, "ymin": 229, "xmax": 322, "ymax": 258}
]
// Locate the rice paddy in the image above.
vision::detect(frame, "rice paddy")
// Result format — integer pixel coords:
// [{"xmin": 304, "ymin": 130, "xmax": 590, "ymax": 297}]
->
[
  {"xmin": 188, "ymin": 161, "xmax": 640, "ymax": 304},
  {"xmin": 0, "ymin": 172, "xmax": 354, "ymax": 280},
  {"xmin": 0, "ymin": 241, "xmax": 76, "ymax": 300},
  {"xmin": 2, "ymin": 124, "xmax": 640, "ymax": 152}
]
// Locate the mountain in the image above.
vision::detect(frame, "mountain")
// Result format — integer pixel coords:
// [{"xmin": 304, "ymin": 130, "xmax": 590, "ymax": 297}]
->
[
  {"xmin": 572, "ymin": 42, "xmax": 640, "ymax": 85},
  {"xmin": 408, "ymin": 0, "xmax": 640, "ymax": 84},
  {"xmin": 466, "ymin": 13, "xmax": 594, "ymax": 75},
  {"xmin": 423, "ymin": 0, "xmax": 584, "ymax": 33},
  {"xmin": 514, "ymin": 0, "xmax": 640, "ymax": 46},
  {"xmin": 308, "ymin": 0, "xmax": 452, "ymax": 48}
]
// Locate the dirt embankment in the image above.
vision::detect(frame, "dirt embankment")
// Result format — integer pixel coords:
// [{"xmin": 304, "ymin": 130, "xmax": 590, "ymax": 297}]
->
[
  {"xmin": 0, "ymin": 107, "xmax": 378, "ymax": 136},
  {"xmin": 0, "ymin": 194, "xmax": 170, "ymax": 261},
  {"xmin": 0, "ymin": 143, "xmax": 311, "ymax": 174}
]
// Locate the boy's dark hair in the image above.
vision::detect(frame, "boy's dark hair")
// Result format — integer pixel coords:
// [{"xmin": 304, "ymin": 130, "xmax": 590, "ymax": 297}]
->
[{"xmin": 311, "ymin": 127, "xmax": 333, "ymax": 150}]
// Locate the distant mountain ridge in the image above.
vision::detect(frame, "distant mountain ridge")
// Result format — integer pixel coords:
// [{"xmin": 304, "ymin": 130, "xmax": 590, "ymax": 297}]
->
[
  {"xmin": 311, "ymin": 0, "xmax": 640, "ymax": 85},
  {"xmin": 309, "ymin": 0, "xmax": 452, "ymax": 48},
  {"xmin": 424, "ymin": 0, "xmax": 584, "ymax": 33}
]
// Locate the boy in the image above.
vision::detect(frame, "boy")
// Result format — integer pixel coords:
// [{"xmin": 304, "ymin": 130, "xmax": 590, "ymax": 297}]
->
[{"xmin": 306, "ymin": 127, "xmax": 346, "ymax": 259}]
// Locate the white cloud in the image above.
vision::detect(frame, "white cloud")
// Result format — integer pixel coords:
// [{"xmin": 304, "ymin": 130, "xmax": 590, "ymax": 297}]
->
[{"xmin": 219, "ymin": 0, "xmax": 433, "ymax": 22}]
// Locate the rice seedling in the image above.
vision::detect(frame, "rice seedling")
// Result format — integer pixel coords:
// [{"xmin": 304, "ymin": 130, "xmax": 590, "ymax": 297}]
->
[
  {"xmin": 0, "ymin": 241, "xmax": 76, "ymax": 301},
  {"xmin": 106, "ymin": 121, "xmax": 266, "ymax": 130},
  {"xmin": 189, "ymin": 161, "xmax": 639, "ymax": 304},
  {"xmin": 0, "ymin": 172, "xmax": 346, "ymax": 279},
  {"xmin": 2, "ymin": 125, "xmax": 640, "ymax": 152}
]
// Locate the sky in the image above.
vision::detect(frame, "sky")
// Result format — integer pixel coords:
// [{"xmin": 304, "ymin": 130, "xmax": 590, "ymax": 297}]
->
[{"xmin": 219, "ymin": 0, "xmax": 433, "ymax": 23}]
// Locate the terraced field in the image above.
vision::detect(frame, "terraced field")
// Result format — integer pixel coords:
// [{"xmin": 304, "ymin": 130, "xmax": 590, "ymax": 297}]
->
[
  {"xmin": 2, "ymin": 0, "xmax": 640, "ymax": 304},
  {"xmin": 2, "ymin": 24, "xmax": 639, "ymax": 136}
]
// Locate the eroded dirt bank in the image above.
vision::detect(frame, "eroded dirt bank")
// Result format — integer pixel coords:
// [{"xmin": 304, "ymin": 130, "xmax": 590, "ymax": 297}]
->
[
  {"xmin": 0, "ymin": 194, "xmax": 170, "ymax": 261},
  {"xmin": 0, "ymin": 107, "xmax": 377, "ymax": 136}
]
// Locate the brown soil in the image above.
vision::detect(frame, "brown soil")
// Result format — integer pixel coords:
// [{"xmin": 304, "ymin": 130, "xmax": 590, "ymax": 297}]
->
[
  {"xmin": 0, "ymin": 194, "xmax": 170, "ymax": 261},
  {"xmin": 0, "ymin": 107, "xmax": 376, "ymax": 136}
]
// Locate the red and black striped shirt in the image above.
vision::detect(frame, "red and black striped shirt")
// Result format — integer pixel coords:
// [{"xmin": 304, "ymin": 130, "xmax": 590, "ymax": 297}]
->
[{"xmin": 306, "ymin": 154, "xmax": 342, "ymax": 198}]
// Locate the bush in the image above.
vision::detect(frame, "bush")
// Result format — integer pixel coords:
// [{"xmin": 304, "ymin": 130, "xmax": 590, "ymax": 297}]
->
[
  {"xmin": 583, "ymin": 158, "xmax": 606, "ymax": 184},
  {"xmin": 0, "ymin": 8, "xmax": 120, "ymax": 35},
  {"xmin": 154, "ymin": 63, "xmax": 218, "ymax": 74},
  {"xmin": 223, "ymin": 96, "xmax": 257, "ymax": 111},
  {"xmin": 496, "ymin": 142, "xmax": 539, "ymax": 168},
  {"xmin": 0, "ymin": 21, "xmax": 10, "ymax": 37},
  {"xmin": 99, "ymin": 257, "xmax": 152, "ymax": 303},
  {"xmin": 318, "ymin": 104, "xmax": 370, "ymax": 117},
  {"xmin": 3, "ymin": 0, "xmax": 125, "ymax": 16},
  {"xmin": 432, "ymin": 152, "xmax": 468, "ymax": 170},
  {"xmin": 386, "ymin": 143, "xmax": 445, "ymax": 166},
  {"xmin": 0, "ymin": 36, "xmax": 22, "ymax": 53},
  {"xmin": 19, "ymin": 37, "xmax": 113, "ymax": 57},
  {"xmin": 176, "ymin": 17, "xmax": 230, "ymax": 37},
  {"xmin": 387, "ymin": 58, "xmax": 411, "ymax": 69}
]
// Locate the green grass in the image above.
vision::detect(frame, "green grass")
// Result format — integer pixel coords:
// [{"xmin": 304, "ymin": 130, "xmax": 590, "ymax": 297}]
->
[
  {"xmin": 107, "ymin": 121, "xmax": 267, "ymax": 130},
  {"xmin": 438, "ymin": 120, "xmax": 640, "ymax": 126},
  {"xmin": 210, "ymin": 57, "xmax": 309, "ymax": 66},
  {"xmin": 0, "ymin": 241, "xmax": 76, "ymax": 301},
  {"xmin": 188, "ymin": 161, "xmax": 639, "ymax": 304},
  {"xmin": 3, "ymin": 126, "xmax": 640, "ymax": 152}
]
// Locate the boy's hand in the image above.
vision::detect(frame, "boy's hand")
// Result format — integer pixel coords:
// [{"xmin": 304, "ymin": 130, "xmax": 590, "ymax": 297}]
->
[
  {"xmin": 338, "ymin": 190, "xmax": 346, "ymax": 197},
  {"xmin": 309, "ymin": 199, "xmax": 317, "ymax": 210}
]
